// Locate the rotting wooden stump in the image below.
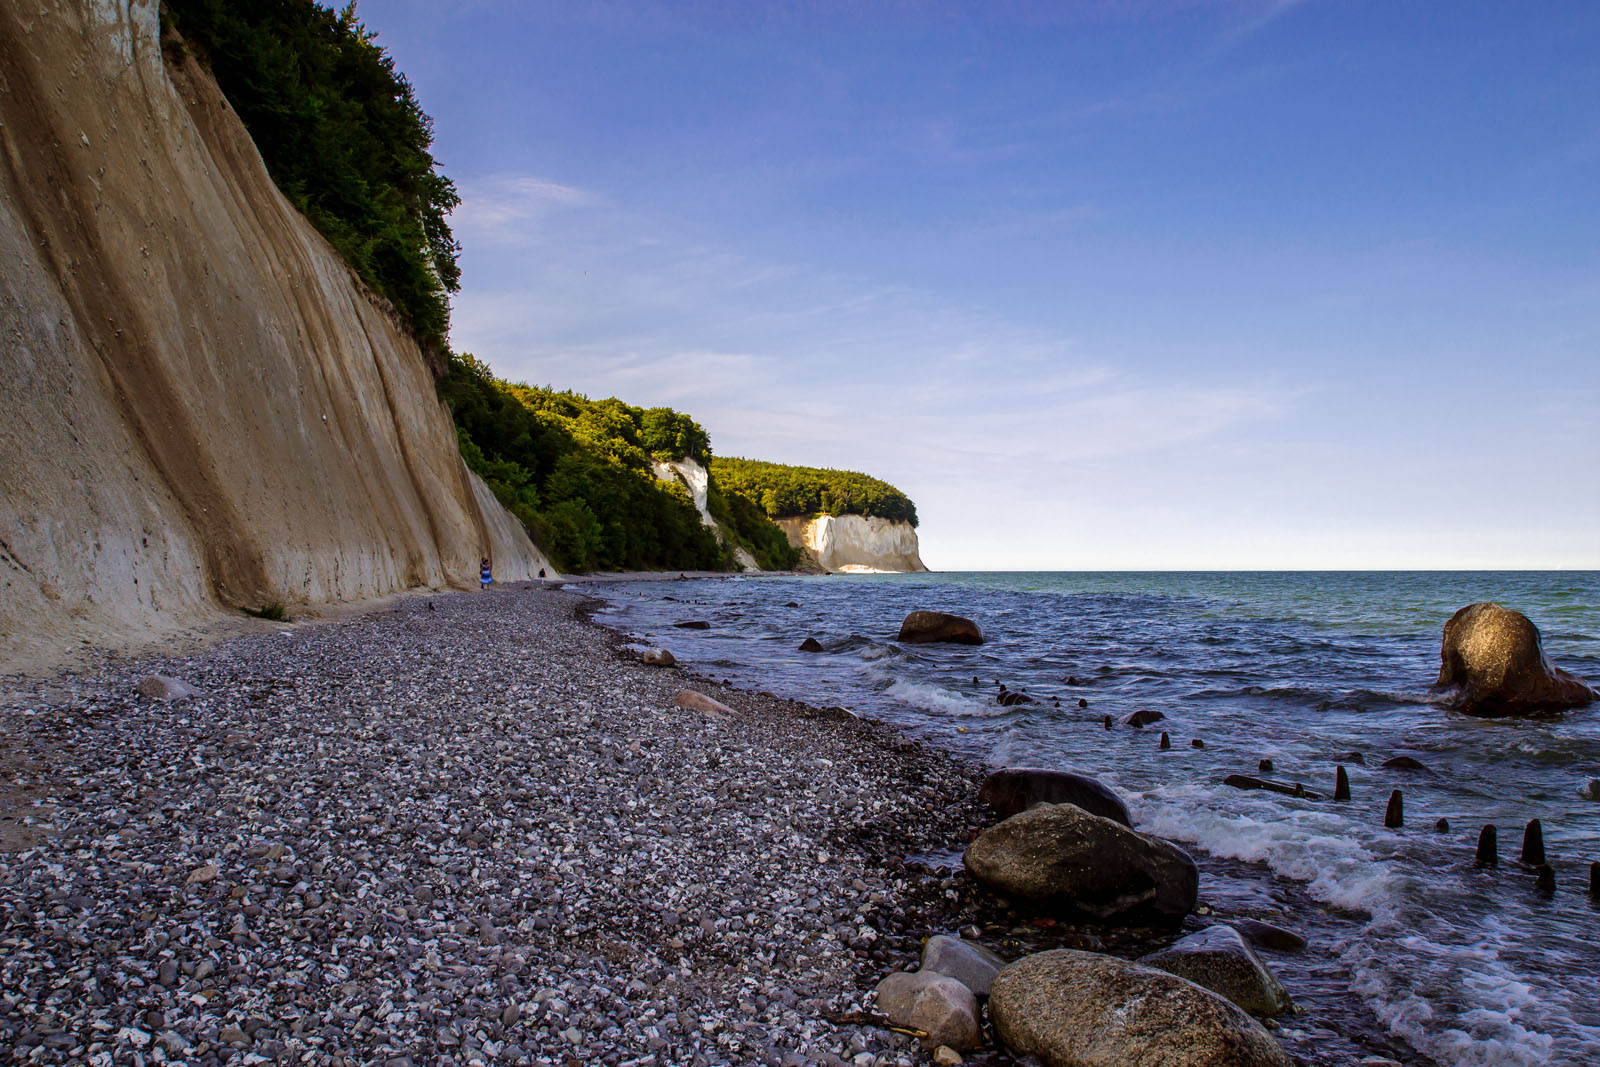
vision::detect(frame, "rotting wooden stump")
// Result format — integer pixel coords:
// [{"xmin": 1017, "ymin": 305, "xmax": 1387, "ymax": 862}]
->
[
  {"xmin": 1385, "ymin": 790, "xmax": 1404, "ymax": 829},
  {"xmin": 1223, "ymin": 774, "xmax": 1322, "ymax": 800},
  {"xmin": 1476, "ymin": 825, "xmax": 1499, "ymax": 867},
  {"xmin": 1522, "ymin": 820, "xmax": 1546, "ymax": 866}
]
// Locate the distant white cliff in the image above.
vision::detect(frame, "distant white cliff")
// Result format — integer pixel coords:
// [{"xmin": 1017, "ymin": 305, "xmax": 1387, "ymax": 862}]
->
[
  {"xmin": 776, "ymin": 516, "xmax": 928, "ymax": 574},
  {"xmin": 651, "ymin": 458, "xmax": 760, "ymax": 572}
]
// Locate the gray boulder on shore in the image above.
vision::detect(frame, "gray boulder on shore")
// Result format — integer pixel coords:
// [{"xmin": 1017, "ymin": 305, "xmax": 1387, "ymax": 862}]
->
[
  {"xmin": 964, "ymin": 803, "xmax": 1198, "ymax": 924},
  {"xmin": 978, "ymin": 767, "xmax": 1133, "ymax": 827},
  {"xmin": 873, "ymin": 970, "xmax": 982, "ymax": 1051},
  {"xmin": 921, "ymin": 934, "xmax": 1007, "ymax": 996},
  {"xmin": 897, "ymin": 611, "xmax": 983, "ymax": 645},
  {"xmin": 1139, "ymin": 924, "xmax": 1294, "ymax": 1017},
  {"xmin": 1432, "ymin": 602, "xmax": 1596, "ymax": 716},
  {"xmin": 989, "ymin": 949, "xmax": 1293, "ymax": 1067}
]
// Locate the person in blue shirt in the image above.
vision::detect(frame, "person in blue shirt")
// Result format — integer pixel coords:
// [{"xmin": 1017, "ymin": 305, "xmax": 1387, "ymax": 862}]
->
[{"xmin": 479, "ymin": 557, "xmax": 493, "ymax": 589}]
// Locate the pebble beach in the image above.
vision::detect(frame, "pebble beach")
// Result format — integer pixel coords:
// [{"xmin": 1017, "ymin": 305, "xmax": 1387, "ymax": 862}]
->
[{"xmin": 0, "ymin": 584, "xmax": 990, "ymax": 1066}]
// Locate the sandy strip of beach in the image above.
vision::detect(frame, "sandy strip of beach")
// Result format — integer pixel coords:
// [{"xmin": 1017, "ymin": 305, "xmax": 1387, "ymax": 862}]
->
[{"xmin": 0, "ymin": 583, "xmax": 990, "ymax": 1066}]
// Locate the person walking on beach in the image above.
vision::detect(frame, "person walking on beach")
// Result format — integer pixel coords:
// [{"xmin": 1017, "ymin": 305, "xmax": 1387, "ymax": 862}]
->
[{"xmin": 479, "ymin": 557, "xmax": 493, "ymax": 589}]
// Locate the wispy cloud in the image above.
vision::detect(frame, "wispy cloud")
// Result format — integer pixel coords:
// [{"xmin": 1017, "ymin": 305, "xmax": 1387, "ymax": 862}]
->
[
  {"xmin": 450, "ymin": 172, "xmax": 1298, "ymax": 486},
  {"xmin": 450, "ymin": 175, "xmax": 595, "ymax": 238}
]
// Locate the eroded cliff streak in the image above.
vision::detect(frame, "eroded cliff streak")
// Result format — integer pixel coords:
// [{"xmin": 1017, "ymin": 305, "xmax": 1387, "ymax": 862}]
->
[
  {"xmin": 0, "ymin": 1, "xmax": 550, "ymax": 671},
  {"xmin": 652, "ymin": 458, "xmax": 760, "ymax": 572},
  {"xmin": 776, "ymin": 516, "xmax": 928, "ymax": 573}
]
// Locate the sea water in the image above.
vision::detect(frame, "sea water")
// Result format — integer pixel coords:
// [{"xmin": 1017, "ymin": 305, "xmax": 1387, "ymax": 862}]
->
[{"xmin": 584, "ymin": 571, "xmax": 1600, "ymax": 1066}]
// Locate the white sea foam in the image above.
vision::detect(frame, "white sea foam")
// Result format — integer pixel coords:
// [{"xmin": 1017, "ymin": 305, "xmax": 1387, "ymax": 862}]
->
[
  {"xmin": 1139, "ymin": 780, "xmax": 1600, "ymax": 1065},
  {"xmin": 1135, "ymin": 787, "xmax": 1395, "ymax": 913},
  {"xmin": 880, "ymin": 677, "xmax": 1003, "ymax": 718}
]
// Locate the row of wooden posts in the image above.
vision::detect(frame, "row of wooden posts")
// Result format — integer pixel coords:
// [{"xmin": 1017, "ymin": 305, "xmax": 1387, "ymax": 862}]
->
[
  {"xmin": 992, "ymin": 682, "xmax": 1588, "ymax": 898},
  {"xmin": 1129, "ymin": 719, "xmax": 1587, "ymax": 898}
]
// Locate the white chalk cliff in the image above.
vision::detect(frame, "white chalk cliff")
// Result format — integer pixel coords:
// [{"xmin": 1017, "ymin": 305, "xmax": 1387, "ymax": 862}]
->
[
  {"xmin": 651, "ymin": 457, "xmax": 760, "ymax": 571},
  {"xmin": 0, "ymin": 0, "xmax": 553, "ymax": 672},
  {"xmin": 776, "ymin": 516, "xmax": 928, "ymax": 574}
]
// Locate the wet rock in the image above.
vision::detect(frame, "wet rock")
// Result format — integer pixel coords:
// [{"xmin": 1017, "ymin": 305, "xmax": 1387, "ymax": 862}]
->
[
  {"xmin": 896, "ymin": 611, "xmax": 983, "ymax": 645},
  {"xmin": 873, "ymin": 971, "xmax": 981, "ymax": 1051},
  {"xmin": 989, "ymin": 949, "xmax": 1292, "ymax": 1067},
  {"xmin": 921, "ymin": 935, "xmax": 1007, "ymax": 996},
  {"xmin": 136, "ymin": 674, "xmax": 200, "ymax": 702},
  {"xmin": 674, "ymin": 620, "xmax": 712, "ymax": 630},
  {"xmin": 977, "ymin": 768, "xmax": 1133, "ymax": 827},
  {"xmin": 639, "ymin": 647, "xmax": 676, "ymax": 667},
  {"xmin": 1433, "ymin": 602, "xmax": 1597, "ymax": 716},
  {"xmin": 1380, "ymin": 755, "xmax": 1426, "ymax": 770},
  {"xmin": 964, "ymin": 803, "xmax": 1198, "ymax": 924},
  {"xmin": 798, "ymin": 638, "xmax": 825, "ymax": 653},
  {"xmin": 1230, "ymin": 918, "xmax": 1306, "ymax": 953},
  {"xmin": 1139, "ymin": 925, "xmax": 1293, "ymax": 1016},
  {"xmin": 996, "ymin": 690, "xmax": 1035, "ymax": 706},
  {"xmin": 1124, "ymin": 709, "xmax": 1164, "ymax": 728}
]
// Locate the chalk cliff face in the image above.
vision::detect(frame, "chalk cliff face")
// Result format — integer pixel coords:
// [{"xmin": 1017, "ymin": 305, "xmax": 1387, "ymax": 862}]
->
[
  {"xmin": 652, "ymin": 458, "xmax": 759, "ymax": 572},
  {"xmin": 776, "ymin": 516, "xmax": 928, "ymax": 574},
  {"xmin": 0, "ymin": 1, "xmax": 551, "ymax": 671}
]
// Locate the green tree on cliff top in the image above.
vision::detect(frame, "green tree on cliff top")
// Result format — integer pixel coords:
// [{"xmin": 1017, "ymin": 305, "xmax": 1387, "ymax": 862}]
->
[{"xmin": 163, "ymin": 0, "xmax": 460, "ymax": 351}]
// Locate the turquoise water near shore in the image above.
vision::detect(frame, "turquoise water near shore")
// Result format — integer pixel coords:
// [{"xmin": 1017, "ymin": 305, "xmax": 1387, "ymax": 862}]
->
[{"xmin": 588, "ymin": 571, "xmax": 1600, "ymax": 1066}]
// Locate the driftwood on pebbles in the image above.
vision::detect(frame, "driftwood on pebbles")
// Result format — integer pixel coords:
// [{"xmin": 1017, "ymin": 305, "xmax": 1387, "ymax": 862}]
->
[{"xmin": 0, "ymin": 586, "xmax": 986, "ymax": 1066}]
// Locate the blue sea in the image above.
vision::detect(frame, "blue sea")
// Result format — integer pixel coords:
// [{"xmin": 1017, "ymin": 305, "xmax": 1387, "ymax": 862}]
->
[{"xmin": 584, "ymin": 570, "xmax": 1600, "ymax": 1066}]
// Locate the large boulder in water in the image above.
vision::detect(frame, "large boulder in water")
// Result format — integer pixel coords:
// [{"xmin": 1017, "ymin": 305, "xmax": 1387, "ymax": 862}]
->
[
  {"xmin": 964, "ymin": 803, "xmax": 1197, "ymax": 924},
  {"xmin": 978, "ymin": 768, "xmax": 1133, "ymax": 827},
  {"xmin": 1138, "ymin": 925, "xmax": 1293, "ymax": 1017},
  {"xmin": 989, "ymin": 950, "xmax": 1292, "ymax": 1067},
  {"xmin": 897, "ymin": 611, "xmax": 983, "ymax": 645},
  {"xmin": 1433, "ymin": 603, "xmax": 1596, "ymax": 716}
]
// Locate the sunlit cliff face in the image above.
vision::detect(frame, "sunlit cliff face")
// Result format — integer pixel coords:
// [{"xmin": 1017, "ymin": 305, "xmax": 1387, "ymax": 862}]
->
[{"xmin": 777, "ymin": 516, "xmax": 927, "ymax": 574}]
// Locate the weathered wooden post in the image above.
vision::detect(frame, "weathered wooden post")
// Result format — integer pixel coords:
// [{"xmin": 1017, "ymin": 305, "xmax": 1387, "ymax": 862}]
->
[
  {"xmin": 1475, "ymin": 825, "xmax": 1498, "ymax": 867},
  {"xmin": 1384, "ymin": 790, "xmax": 1404, "ymax": 829},
  {"xmin": 1521, "ymin": 820, "xmax": 1546, "ymax": 866}
]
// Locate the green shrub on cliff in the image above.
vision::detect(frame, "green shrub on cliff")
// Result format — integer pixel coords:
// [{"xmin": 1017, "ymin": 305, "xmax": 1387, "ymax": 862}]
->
[
  {"xmin": 705, "ymin": 482, "xmax": 802, "ymax": 571},
  {"xmin": 442, "ymin": 353, "xmax": 798, "ymax": 573},
  {"xmin": 162, "ymin": 0, "xmax": 460, "ymax": 351},
  {"xmin": 711, "ymin": 458, "xmax": 918, "ymax": 527},
  {"xmin": 442, "ymin": 355, "xmax": 805, "ymax": 572}
]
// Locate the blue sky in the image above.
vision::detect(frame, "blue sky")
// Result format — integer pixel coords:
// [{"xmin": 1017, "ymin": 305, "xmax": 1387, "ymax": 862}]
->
[{"xmin": 362, "ymin": 0, "xmax": 1598, "ymax": 569}]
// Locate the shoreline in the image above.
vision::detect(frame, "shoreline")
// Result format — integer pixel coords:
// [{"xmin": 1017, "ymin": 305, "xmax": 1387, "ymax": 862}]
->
[{"xmin": 0, "ymin": 582, "xmax": 993, "ymax": 1065}]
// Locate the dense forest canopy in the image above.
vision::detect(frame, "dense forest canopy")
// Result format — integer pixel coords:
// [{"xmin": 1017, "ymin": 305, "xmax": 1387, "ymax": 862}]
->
[
  {"xmin": 711, "ymin": 458, "xmax": 919, "ymax": 527},
  {"xmin": 162, "ymin": 0, "xmax": 460, "ymax": 351},
  {"xmin": 441, "ymin": 355, "xmax": 796, "ymax": 572}
]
